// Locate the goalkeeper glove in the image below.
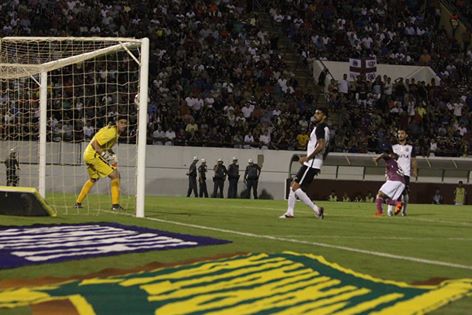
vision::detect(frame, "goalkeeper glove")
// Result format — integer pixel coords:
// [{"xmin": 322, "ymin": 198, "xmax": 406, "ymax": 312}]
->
[
  {"xmin": 110, "ymin": 154, "xmax": 118, "ymax": 167},
  {"xmin": 101, "ymin": 151, "xmax": 118, "ymax": 166},
  {"xmin": 101, "ymin": 151, "xmax": 112, "ymax": 161}
]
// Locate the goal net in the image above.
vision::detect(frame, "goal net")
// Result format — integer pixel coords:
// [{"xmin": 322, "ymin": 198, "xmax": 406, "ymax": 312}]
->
[{"xmin": 0, "ymin": 37, "xmax": 149, "ymax": 217}]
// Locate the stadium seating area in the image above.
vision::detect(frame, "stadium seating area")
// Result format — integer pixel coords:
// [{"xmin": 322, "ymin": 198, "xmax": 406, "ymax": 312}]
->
[
  {"xmin": 270, "ymin": 0, "xmax": 472, "ymax": 156},
  {"xmin": 1, "ymin": 0, "xmax": 472, "ymax": 157}
]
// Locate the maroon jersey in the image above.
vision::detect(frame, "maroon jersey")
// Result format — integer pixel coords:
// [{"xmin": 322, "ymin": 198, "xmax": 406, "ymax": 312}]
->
[{"xmin": 384, "ymin": 156, "xmax": 405, "ymax": 183}]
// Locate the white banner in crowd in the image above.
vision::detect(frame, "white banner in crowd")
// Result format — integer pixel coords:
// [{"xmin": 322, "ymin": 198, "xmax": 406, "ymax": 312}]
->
[
  {"xmin": 314, "ymin": 59, "xmax": 440, "ymax": 90},
  {"xmin": 349, "ymin": 57, "xmax": 377, "ymax": 81}
]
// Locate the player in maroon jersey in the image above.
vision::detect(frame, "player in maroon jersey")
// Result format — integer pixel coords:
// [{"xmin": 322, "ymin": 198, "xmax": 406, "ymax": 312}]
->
[{"xmin": 373, "ymin": 147, "xmax": 405, "ymax": 217}]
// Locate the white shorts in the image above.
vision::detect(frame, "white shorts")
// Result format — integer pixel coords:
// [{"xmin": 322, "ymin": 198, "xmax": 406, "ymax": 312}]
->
[{"xmin": 379, "ymin": 180, "xmax": 405, "ymax": 200}]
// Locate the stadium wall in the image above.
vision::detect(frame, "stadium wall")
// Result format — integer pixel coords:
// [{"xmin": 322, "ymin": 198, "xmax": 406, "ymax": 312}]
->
[
  {"xmin": 0, "ymin": 142, "xmax": 470, "ymax": 203},
  {"xmin": 303, "ymin": 179, "xmax": 469, "ymax": 205}
]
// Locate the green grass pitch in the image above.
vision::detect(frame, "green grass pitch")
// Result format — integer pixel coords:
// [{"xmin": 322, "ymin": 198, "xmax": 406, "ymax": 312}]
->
[{"xmin": 0, "ymin": 196, "xmax": 471, "ymax": 314}]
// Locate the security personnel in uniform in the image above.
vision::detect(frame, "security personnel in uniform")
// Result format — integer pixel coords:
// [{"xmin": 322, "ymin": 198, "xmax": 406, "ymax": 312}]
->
[
  {"xmin": 4, "ymin": 149, "xmax": 20, "ymax": 186},
  {"xmin": 244, "ymin": 159, "xmax": 261, "ymax": 199},
  {"xmin": 212, "ymin": 158, "xmax": 227, "ymax": 198},
  {"xmin": 227, "ymin": 157, "xmax": 240, "ymax": 198},
  {"xmin": 186, "ymin": 156, "xmax": 198, "ymax": 197},
  {"xmin": 198, "ymin": 159, "xmax": 209, "ymax": 198}
]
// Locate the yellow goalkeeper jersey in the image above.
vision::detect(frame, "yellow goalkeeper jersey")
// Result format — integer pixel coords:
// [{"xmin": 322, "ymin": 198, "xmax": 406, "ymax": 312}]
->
[
  {"xmin": 454, "ymin": 187, "xmax": 466, "ymax": 204},
  {"xmin": 84, "ymin": 124, "xmax": 118, "ymax": 161}
]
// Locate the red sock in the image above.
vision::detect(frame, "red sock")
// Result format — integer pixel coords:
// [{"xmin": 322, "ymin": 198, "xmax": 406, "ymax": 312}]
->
[{"xmin": 375, "ymin": 197, "xmax": 383, "ymax": 212}]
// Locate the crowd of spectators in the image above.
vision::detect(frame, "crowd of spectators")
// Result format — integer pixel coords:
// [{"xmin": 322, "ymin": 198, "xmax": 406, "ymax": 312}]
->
[
  {"xmin": 269, "ymin": 0, "xmax": 472, "ymax": 156},
  {"xmin": 1, "ymin": 0, "xmax": 311, "ymax": 150},
  {"xmin": 1, "ymin": 0, "xmax": 472, "ymax": 157}
]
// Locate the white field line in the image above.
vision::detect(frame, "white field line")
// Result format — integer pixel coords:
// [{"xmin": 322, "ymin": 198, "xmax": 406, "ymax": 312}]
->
[
  {"xmin": 283, "ymin": 235, "xmax": 472, "ymax": 241},
  {"xmin": 97, "ymin": 204, "xmax": 472, "ymax": 227},
  {"xmin": 104, "ymin": 210, "xmax": 472, "ymax": 271},
  {"xmin": 183, "ymin": 204, "xmax": 472, "ymax": 227}
]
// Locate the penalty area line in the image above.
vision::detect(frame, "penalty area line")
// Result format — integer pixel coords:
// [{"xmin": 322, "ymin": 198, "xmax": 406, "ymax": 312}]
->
[{"xmin": 105, "ymin": 210, "xmax": 472, "ymax": 271}]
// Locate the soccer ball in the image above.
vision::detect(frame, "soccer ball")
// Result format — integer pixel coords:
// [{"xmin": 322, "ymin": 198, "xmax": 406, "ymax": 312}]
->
[{"xmin": 134, "ymin": 94, "xmax": 140, "ymax": 107}]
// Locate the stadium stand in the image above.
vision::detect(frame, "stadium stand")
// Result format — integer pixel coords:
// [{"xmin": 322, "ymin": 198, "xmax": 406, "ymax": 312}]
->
[
  {"xmin": 268, "ymin": 0, "xmax": 472, "ymax": 156},
  {"xmin": 1, "ymin": 0, "xmax": 472, "ymax": 157}
]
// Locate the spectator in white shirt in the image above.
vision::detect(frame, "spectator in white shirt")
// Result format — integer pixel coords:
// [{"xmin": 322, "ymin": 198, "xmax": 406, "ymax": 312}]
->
[
  {"xmin": 429, "ymin": 139, "xmax": 438, "ymax": 156},
  {"xmin": 241, "ymin": 101, "xmax": 255, "ymax": 119},
  {"xmin": 338, "ymin": 74, "xmax": 349, "ymax": 96},
  {"xmin": 259, "ymin": 131, "xmax": 271, "ymax": 149},
  {"xmin": 83, "ymin": 121, "xmax": 95, "ymax": 141},
  {"xmin": 165, "ymin": 129, "xmax": 176, "ymax": 145},
  {"xmin": 244, "ymin": 132, "xmax": 255, "ymax": 149},
  {"xmin": 152, "ymin": 126, "xmax": 166, "ymax": 145}
]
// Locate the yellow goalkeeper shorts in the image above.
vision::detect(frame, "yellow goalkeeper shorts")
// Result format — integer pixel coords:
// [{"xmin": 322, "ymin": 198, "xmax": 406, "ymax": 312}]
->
[{"xmin": 84, "ymin": 151, "xmax": 116, "ymax": 180}]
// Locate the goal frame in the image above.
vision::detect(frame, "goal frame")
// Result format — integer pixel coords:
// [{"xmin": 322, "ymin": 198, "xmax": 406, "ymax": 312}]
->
[{"xmin": 0, "ymin": 37, "xmax": 149, "ymax": 218}]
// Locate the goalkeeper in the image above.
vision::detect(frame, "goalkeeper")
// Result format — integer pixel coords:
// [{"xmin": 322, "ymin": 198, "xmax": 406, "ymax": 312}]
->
[{"xmin": 75, "ymin": 115, "xmax": 128, "ymax": 211}]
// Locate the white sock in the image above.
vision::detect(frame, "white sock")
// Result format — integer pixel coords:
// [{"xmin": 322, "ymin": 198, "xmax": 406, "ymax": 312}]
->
[
  {"xmin": 387, "ymin": 205, "xmax": 394, "ymax": 216},
  {"xmin": 286, "ymin": 190, "xmax": 296, "ymax": 216},
  {"xmin": 295, "ymin": 188, "xmax": 319, "ymax": 214}
]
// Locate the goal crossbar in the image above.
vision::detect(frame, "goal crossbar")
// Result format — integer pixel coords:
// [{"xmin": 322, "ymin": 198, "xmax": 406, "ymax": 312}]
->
[
  {"xmin": 1, "ymin": 36, "xmax": 143, "ymax": 43},
  {"xmin": 1, "ymin": 39, "xmax": 141, "ymax": 80}
]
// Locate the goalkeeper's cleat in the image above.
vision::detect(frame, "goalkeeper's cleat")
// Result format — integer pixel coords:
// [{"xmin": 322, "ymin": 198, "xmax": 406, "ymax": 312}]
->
[
  {"xmin": 279, "ymin": 213, "xmax": 294, "ymax": 219},
  {"xmin": 316, "ymin": 207, "xmax": 324, "ymax": 220},
  {"xmin": 74, "ymin": 203, "xmax": 83, "ymax": 209},
  {"xmin": 112, "ymin": 204, "xmax": 124, "ymax": 211},
  {"xmin": 394, "ymin": 201, "xmax": 403, "ymax": 215}
]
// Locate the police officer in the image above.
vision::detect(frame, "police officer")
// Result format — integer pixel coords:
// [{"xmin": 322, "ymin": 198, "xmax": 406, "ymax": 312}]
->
[
  {"xmin": 198, "ymin": 159, "xmax": 209, "ymax": 198},
  {"xmin": 212, "ymin": 158, "xmax": 227, "ymax": 198},
  {"xmin": 227, "ymin": 157, "xmax": 240, "ymax": 198},
  {"xmin": 244, "ymin": 159, "xmax": 261, "ymax": 199},
  {"xmin": 186, "ymin": 156, "xmax": 198, "ymax": 197},
  {"xmin": 4, "ymin": 149, "xmax": 20, "ymax": 186}
]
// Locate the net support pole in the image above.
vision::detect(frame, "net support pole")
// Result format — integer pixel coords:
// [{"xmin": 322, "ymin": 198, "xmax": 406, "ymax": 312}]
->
[
  {"xmin": 136, "ymin": 38, "xmax": 149, "ymax": 218},
  {"xmin": 38, "ymin": 71, "xmax": 47, "ymax": 197}
]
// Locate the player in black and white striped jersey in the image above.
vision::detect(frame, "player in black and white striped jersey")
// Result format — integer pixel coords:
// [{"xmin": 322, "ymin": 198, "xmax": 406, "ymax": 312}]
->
[
  {"xmin": 279, "ymin": 107, "xmax": 330, "ymax": 220},
  {"xmin": 391, "ymin": 129, "xmax": 417, "ymax": 216}
]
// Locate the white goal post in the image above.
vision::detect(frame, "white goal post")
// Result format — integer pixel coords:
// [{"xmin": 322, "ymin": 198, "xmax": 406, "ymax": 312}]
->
[{"xmin": 0, "ymin": 37, "xmax": 149, "ymax": 217}]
